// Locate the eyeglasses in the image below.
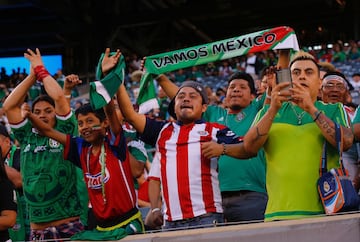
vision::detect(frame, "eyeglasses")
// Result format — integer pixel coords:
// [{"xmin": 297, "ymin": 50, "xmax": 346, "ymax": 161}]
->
[{"xmin": 322, "ymin": 83, "xmax": 346, "ymax": 91}]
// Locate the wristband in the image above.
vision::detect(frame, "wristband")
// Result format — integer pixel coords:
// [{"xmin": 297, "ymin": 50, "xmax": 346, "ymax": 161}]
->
[
  {"xmin": 34, "ymin": 65, "xmax": 50, "ymax": 82},
  {"xmin": 64, "ymin": 94, "xmax": 71, "ymax": 98},
  {"xmin": 313, "ymin": 110, "xmax": 322, "ymax": 122},
  {"xmin": 222, "ymin": 143, "xmax": 227, "ymax": 155},
  {"xmin": 151, "ymin": 208, "xmax": 161, "ymax": 213},
  {"xmin": 266, "ymin": 93, "xmax": 271, "ymax": 99}
]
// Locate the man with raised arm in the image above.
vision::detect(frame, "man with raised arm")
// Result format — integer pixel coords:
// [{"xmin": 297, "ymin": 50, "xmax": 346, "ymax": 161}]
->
[
  {"xmin": 116, "ymin": 78, "xmax": 246, "ymax": 230},
  {"xmin": 3, "ymin": 48, "xmax": 87, "ymax": 240}
]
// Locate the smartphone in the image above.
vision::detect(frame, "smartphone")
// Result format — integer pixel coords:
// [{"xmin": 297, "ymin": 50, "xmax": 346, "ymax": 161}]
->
[{"xmin": 276, "ymin": 68, "xmax": 292, "ymax": 90}]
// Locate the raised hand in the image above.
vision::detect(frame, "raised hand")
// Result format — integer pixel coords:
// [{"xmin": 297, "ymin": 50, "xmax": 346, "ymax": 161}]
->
[
  {"xmin": 64, "ymin": 74, "xmax": 82, "ymax": 90},
  {"xmin": 24, "ymin": 48, "xmax": 44, "ymax": 68},
  {"xmin": 101, "ymin": 48, "xmax": 121, "ymax": 76}
]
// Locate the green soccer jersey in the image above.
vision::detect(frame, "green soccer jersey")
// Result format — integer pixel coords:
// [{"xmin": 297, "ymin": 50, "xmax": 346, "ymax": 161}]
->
[
  {"xmin": 11, "ymin": 113, "xmax": 85, "ymax": 223},
  {"xmin": 253, "ymin": 101, "xmax": 349, "ymax": 221},
  {"xmin": 203, "ymin": 98, "xmax": 266, "ymax": 194}
]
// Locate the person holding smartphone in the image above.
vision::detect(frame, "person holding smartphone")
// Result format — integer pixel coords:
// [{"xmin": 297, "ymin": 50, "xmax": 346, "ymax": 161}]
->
[
  {"xmin": 242, "ymin": 50, "xmax": 354, "ymax": 221},
  {"xmin": 275, "ymin": 68, "xmax": 292, "ymax": 91}
]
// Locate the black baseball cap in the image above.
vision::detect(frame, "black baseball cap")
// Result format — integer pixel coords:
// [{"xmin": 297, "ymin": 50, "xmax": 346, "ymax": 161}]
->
[{"xmin": 168, "ymin": 81, "xmax": 208, "ymax": 120}]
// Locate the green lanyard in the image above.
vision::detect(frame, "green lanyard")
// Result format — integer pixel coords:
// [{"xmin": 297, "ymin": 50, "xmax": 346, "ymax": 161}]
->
[{"xmin": 87, "ymin": 143, "xmax": 107, "ymax": 204}]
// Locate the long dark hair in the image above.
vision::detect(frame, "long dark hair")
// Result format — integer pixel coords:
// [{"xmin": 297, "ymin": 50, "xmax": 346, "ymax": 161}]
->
[{"xmin": 0, "ymin": 146, "xmax": 8, "ymax": 182}]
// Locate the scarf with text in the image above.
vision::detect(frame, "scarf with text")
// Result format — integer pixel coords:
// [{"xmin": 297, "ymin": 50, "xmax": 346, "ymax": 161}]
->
[{"xmin": 137, "ymin": 26, "xmax": 299, "ymax": 113}]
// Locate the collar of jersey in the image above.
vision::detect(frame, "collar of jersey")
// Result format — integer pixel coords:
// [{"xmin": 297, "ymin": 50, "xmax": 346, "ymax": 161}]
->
[{"xmin": 176, "ymin": 119, "xmax": 205, "ymax": 126}]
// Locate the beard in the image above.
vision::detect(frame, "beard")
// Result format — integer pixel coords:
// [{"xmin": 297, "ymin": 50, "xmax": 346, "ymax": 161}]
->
[{"xmin": 230, "ymin": 104, "xmax": 243, "ymax": 111}]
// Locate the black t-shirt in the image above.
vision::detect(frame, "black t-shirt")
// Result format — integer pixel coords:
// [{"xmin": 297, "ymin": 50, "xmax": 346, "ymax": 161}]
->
[
  {"xmin": 4, "ymin": 147, "xmax": 22, "ymax": 195},
  {"xmin": 0, "ymin": 179, "xmax": 17, "ymax": 241},
  {"xmin": 10, "ymin": 148, "xmax": 21, "ymax": 172}
]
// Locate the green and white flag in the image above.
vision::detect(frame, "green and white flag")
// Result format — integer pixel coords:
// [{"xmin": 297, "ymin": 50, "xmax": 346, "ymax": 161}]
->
[
  {"xmin": 137, "ymin": 26, "xmax": 299, "ymax": 108},
  {"xmin": 136, "ymin": 72, "xmax": 160, "ymax": 114},
  {"xmin": 89, "ymin": 53, "xmax": 126, "ymax": 109}
]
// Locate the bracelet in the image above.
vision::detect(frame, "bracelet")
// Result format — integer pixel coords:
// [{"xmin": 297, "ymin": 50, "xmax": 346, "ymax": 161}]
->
[
  {"xmin": 222, "ymin": 143, "xmax": 227, "ymax": 155},
  {"xmin": 64, "ymin": 94, "xmax": 71, "ymax": 98},
  {"xmin": 151, "ymin": 208, "xmax": 161, "ymax": 213},
  {"xmin": 266, "ymin": 93, "xmax": 271, "ymax": 99},
  {"xmin": 34, "ymin": 65, "xmax": 50, "ymax": 82},
  {"xmin": 313, "ymin": 110, "xmax": 322, "ymax": 122}
]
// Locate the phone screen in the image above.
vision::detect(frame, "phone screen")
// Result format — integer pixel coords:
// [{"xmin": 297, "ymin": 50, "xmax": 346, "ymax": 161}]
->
[{"xmin": 276, "ymin": 68, "xmax": 292, "ymax": 90}]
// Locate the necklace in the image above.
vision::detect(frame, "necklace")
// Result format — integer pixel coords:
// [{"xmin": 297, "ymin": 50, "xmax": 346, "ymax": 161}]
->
[{"xmin": 290, "ymin": 104, "xmax": 306, "ymax": 125}]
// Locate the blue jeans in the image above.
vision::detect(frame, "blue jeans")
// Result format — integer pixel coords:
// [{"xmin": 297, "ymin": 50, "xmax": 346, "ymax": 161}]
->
[
  {"xmin": 222, "ymin": 191, "xmax": 267, "ymax": 222},
  {"xmin": 164, "ymin": 213, "xmax": 223, "ymax": 230}
]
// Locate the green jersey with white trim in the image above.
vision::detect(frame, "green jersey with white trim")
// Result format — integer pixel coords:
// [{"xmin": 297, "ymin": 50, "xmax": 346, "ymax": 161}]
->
[{"xmin": 11, "ymin": 113, "xmax": 84, "ymax": 223}]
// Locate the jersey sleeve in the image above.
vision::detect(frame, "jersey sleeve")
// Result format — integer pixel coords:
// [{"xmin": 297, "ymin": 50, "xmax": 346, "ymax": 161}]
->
[
  {"xmin": 10, "ymin": 118, "xmax": 32, "ymax": 144},
  {"xmin": 64, "ymin": 135, "xmax": 82, "ymax": 168},
  {"xmin": 216, "ymin": 127, "xmax": 242, "ymax": 144},
  {"xmin": 55, "ymin": 111, "xmax": 78, "ymax": 135},
  {"xmin": 139, "ymin": 117, "xmax": 166, "ymax": 147}
]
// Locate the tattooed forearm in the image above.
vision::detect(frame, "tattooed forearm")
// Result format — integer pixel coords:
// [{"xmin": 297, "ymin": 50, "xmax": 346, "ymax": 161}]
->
[
  {"xmin": 314, "ymin": 112, "xmax": 353, "ymax": 150},
  {"xmin": 343, "ymin": 126, "xmax": 354, "ymax": 150},
  {"xmin": 317, "ymin": 113, "xmax": 335, "ymax": 140}
]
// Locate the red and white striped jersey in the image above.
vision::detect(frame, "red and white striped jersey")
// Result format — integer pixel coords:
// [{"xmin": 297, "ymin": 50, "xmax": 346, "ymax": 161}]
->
[{"xmin": 146, "ymin": 119, "xmax": 240, "ymax": 221}]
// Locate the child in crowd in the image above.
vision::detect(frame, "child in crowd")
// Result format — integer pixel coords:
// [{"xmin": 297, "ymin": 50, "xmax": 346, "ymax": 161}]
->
[{"xmin": 22, "ymin": 49, "xmax": 144, "ymax": 241}]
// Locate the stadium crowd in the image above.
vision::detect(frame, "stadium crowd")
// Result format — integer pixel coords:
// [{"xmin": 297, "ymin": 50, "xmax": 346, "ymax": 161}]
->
[{"xmin": 0, "ymin": 38, "xmax": 360, "ymax": 241}]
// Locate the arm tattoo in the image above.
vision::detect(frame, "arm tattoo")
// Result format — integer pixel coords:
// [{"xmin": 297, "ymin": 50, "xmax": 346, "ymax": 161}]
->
[
  {"xmin": 343, "ymin": 126, "xmax": 355, "ymax": 148},
  {"xmin": 317, "ymin": 114, "xmax": 335, "ymax": 140}
]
